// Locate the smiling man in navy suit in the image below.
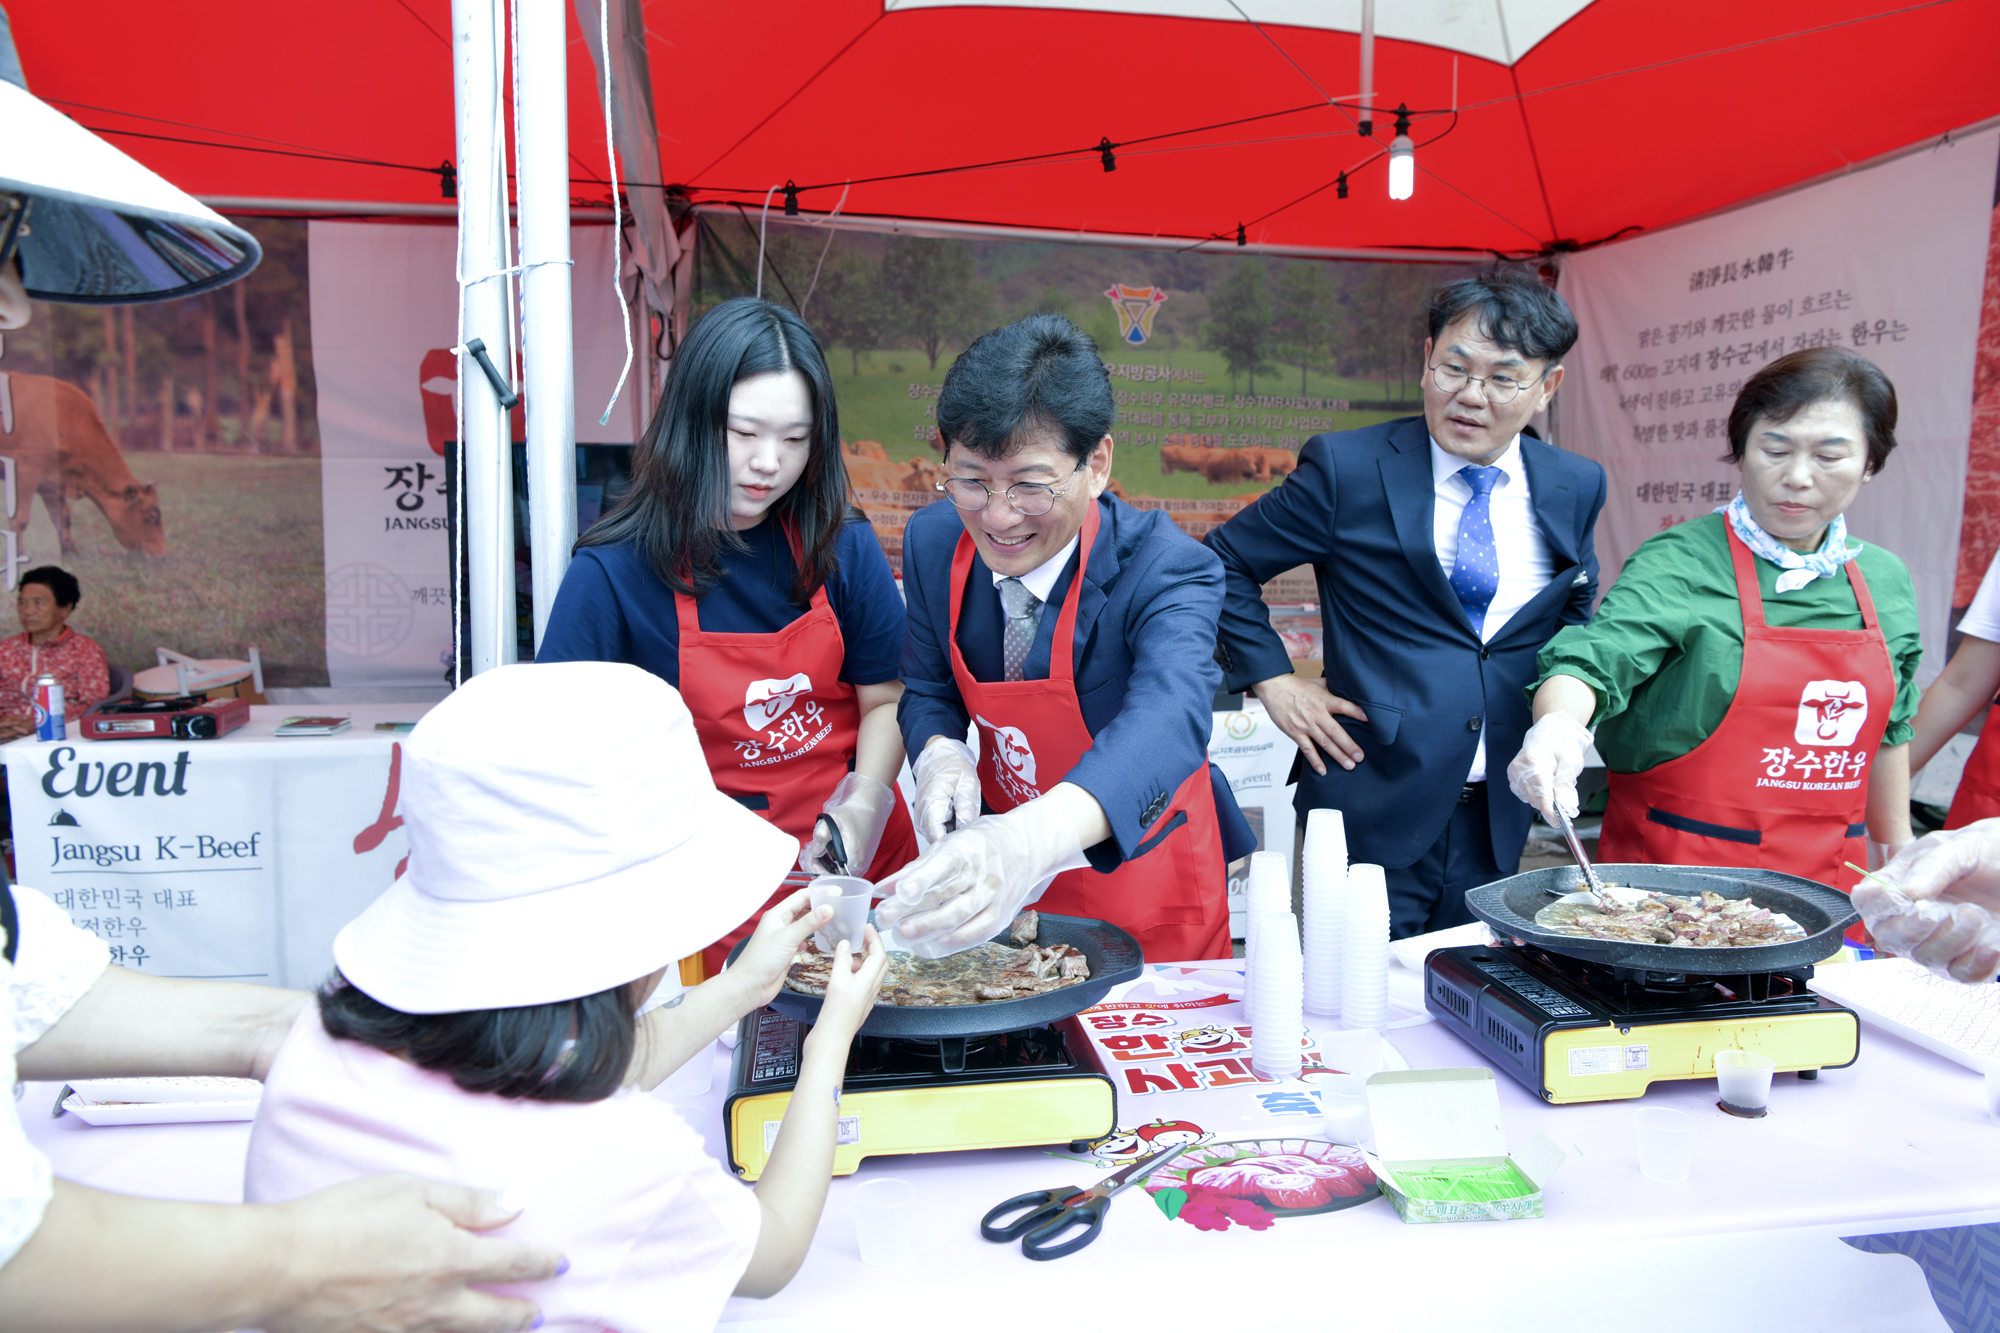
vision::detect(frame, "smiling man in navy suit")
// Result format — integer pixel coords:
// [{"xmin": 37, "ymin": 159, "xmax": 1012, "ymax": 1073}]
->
[
  {"xmin": 879, "ymin": 314, "xmax": 1252, "ymax": 962},
  {"xmin": 1205, "ymin": 271, "xmax": 1607, "ymax": 938}
]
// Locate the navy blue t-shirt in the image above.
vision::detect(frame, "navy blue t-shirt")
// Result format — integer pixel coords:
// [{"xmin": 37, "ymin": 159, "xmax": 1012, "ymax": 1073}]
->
[{"xmin": 537, "ymin": 515, "xmax": 906, "ymax": 688}]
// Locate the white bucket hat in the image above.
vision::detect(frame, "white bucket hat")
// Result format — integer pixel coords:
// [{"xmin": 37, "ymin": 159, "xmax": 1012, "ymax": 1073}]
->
[{"xmin": 333, "ymin": 661, "xmax": 799, "ymax": 1013}]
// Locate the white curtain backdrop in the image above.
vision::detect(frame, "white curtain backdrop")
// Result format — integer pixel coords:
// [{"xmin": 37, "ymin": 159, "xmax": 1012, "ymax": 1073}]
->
[{"xmin": 1558, "ymin": 127, "xmax": 2000, "ymax": 684}]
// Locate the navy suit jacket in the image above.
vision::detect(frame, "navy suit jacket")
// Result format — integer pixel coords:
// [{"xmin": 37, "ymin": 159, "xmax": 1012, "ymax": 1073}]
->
[
  {"xmin": 1203, "ymin": 416, "xmax": 1608, "ymax": 870},
  {"xmin": 900, "ymin": 493, "xmax": 1253, "ymax": 870}
]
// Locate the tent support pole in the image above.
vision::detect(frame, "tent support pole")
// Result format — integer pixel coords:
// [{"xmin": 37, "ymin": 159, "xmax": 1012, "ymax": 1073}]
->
[
  {"xmin": 517, "ymin": 0, "xmax": 576, "ymax": 651},
  {"xmin": 452, "ymin": 0, "xmax": 516, "ymax": 675}
]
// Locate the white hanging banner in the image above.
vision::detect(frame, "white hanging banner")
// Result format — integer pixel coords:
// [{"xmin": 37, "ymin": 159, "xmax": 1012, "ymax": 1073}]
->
[
  {"xmin": 307, "ymin": 221, "xmax": 634, "ymax": 686},
  {"xmin": 1559, "ymin": 128, "xmax": 2000, "ymax": 680}
]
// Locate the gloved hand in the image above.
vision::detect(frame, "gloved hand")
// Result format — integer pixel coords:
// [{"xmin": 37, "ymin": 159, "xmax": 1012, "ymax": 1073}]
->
[
  {"xmin": 1506, "ymin": 711, "xmax": 1595, "ymax": 824},
  {"xmin": 874, "ymin": 805, "xmax": 1087, "ymax": 958},
  {"xmin": 1854, "ymin": 821, "xmax": 2000, "ymax": 984},
  {"xmin": 912, "ymin": 735, "xmax": 982, "ymax": 843},
  {"xmin": 799, "ymin": 772, "xmax": 899, "ymax": 875}
]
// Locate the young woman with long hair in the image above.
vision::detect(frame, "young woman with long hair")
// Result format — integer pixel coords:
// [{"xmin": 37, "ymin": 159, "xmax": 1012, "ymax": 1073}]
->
[{"xmin": 539, "ymin": 297, "xmax": 915, "ymax": 974}]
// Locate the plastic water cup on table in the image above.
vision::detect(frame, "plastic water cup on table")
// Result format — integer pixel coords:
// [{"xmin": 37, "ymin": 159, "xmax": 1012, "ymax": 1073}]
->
[
  {"xmin": 1713, "ymin": 1049, "xmax": 1776, "ymax": 1117},
  {"xmin": 808, "ymin": 876, "xmax": 873, "ymax": 953},
  {"xmin": 853, "ymin": 1177, "xmax": 916, "ymax": 1266},
  {"xmin": 1305, "ymin": 1071, "xmax": 1371, "ymax": 1146},
  {"xmin": 1636, "ymin": 1107, "xmax": 1697, "ymax": 1182}
]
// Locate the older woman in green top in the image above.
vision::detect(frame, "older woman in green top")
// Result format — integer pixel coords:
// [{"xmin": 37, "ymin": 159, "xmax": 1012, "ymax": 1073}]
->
[{"xmin": 1505, "ymin": 348, "xmax": 1919, "ymax": 899}]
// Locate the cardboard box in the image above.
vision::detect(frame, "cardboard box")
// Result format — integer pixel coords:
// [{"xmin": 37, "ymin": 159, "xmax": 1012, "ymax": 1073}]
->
[{"xmin": 1364, "ymin": 1068, "xmax": 1566, "ymax": 1224}]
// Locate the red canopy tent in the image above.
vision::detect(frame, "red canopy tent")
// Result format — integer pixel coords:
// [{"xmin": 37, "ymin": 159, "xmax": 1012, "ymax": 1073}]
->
[{"xmin": 9, "ymin": 0, "xmax": 1998, "ymax": 258}]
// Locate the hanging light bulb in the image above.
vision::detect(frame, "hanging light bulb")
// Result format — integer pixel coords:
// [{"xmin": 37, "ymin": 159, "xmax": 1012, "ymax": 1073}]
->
[{"xmin": 1386, "ymin": 104, "xmax": 1414, "ymax": 201}]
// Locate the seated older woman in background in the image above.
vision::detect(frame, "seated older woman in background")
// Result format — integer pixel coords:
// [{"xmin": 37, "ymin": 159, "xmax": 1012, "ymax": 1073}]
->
[{"xmin": 0, "ymin": 566, "xmax": 109, "ymax": 740}]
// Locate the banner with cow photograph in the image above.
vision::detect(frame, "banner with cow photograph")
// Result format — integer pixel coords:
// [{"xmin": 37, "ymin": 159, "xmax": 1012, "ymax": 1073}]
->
[{"xmin": 0, "ymin": 216, "xmax": 325, "ymax": 689}]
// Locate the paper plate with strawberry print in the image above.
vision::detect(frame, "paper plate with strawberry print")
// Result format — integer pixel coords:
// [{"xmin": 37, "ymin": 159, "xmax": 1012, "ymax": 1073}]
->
[{"xmin": 1144, "ymin": 1138, "xmax": 1379, "ymax": 1232}]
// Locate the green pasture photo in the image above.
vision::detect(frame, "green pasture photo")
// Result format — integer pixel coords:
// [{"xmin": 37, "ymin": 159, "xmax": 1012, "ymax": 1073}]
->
[{"xmin": 18, "ymin": 455, "xmax": 329, "ymax": 688}]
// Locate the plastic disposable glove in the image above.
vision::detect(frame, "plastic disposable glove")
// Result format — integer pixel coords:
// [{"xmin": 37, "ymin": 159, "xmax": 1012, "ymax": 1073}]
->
[
  {"xmin": 1505, "ymin": 711, "xmax": 1595, "ymax": 823},
  {"xmin": 912, "ymin": 735, "xmax": 982, "ymax": 843},
  {"xmin": 799, "ymin": 772, "xmax": 899, "ymax": 875},
  {"xmin": 1854, "ymin": 821, "xmax": 2000, "ymax": 984},
  {"xmin": 874, "ymin": 805, "xmax": 1087, "ymax": 958}
]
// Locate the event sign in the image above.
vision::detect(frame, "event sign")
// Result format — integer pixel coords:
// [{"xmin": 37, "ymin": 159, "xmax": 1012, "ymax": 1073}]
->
[
  {"xmin": 308, "ymin": 222, "xmax": 635, "ymax": 685},
  {"xmin": 5, "ymin": 735, "xmax": 410, "ymax": 985},
  {"xmin": 1559, "ymin": 129, "xmax": 2000, "ymax": 673}
]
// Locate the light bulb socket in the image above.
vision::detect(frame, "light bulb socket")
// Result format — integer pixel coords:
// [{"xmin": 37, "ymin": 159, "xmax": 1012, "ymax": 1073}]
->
[
  {"xmin": 1236, "ymin": 223, "xmax": 1247, "ymax": 247},
  {"xmin": 1098, "ymin": 137, "xmax": 1117, "ymax": 172},
  {"xmin": 438, "ymin": 160, "xmax": 458, "ymax": 200},
  {"xmin": 1393, "ymin": 103, "xmax": 1412, "ymax": 137},
  {"xmin": 783, "ymin": 181, "xmax": 800, "ymax": 216},
  {"xmin": 1336, "ymin": 171, "xmax": 1348, "ymax": 200}
]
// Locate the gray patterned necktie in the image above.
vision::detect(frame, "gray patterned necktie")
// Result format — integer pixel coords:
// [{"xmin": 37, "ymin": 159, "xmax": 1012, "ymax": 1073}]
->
[{"xmin": 998, "ymin": 577, "xmax": 1042, "ymax": 682}]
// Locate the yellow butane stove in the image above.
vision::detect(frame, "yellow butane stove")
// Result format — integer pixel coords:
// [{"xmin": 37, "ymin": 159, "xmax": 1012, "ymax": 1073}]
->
[
  {"xmin": 1425, "ymin": 943, "xmax": 1858, "ymax": 1104},
  {"xmin": 723, "ymin": 1009, "xmax": 1117, "ymax": 1179}
]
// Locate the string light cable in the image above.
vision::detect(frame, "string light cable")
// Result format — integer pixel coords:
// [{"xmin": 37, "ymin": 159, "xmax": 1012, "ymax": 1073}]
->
[{"xmin": 596, "ymin": 0, "xmax": 635, "ymax": 426}]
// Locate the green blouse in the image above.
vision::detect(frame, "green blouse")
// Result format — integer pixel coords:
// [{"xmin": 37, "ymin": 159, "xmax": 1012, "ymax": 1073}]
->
[{"xmin": 1534, "ymin": 512, "xmax": 1922, "ymax": 774}]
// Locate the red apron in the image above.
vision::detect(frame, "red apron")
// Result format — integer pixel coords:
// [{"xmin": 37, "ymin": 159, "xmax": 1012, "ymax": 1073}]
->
[
  {"xmin": 1944, "ymin": 707, "xmax": 2000, "ymax": 828},
  {"xmin": 945, "ymin": 502, "xmax": 1231, "ymax": 962},
  {"xmin": 677, "ymin": 575, "xmax": 917, "ymax": 976},
  {"xmin": 1598, "ymin": 526, "xmax": 1893, "ymax": 939}
]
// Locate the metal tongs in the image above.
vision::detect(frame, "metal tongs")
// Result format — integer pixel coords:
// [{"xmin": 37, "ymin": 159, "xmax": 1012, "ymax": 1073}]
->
[
  {"xmin": 1554, "ymin": 808, "xmax": 1616, "ymax": 910},
  {"xmin": 779, "ymin": 815, "xmax": 851, "ymax": 891}
]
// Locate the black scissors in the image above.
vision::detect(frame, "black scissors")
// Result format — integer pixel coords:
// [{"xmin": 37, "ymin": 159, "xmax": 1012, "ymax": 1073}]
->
[
  {"xmin": 812, "ymin": 814, "xmax": 848, "ymax": 876},
  {"xmin": 979, "ymin": 1143, "xmax": 1191, "ymax": 1261}
]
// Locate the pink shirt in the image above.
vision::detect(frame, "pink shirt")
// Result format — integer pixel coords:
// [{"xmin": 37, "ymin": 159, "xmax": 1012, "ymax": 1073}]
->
[
  {"xmin": 0, "ymin": 627, "xmax": 108, "ymax": 718},
  {"xmin": 245, "ymin": 1008, "xmax": 761, "ymax": 1333}
]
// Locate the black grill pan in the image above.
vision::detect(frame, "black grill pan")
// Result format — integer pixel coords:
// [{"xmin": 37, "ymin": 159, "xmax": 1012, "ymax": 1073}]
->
[
  {"xmin": 1464, "ymin": 863, "xmax": 1859, "ymax": 974},
  {"xmin": 725, "ymin": 911, "xmax": 1144, "ymax": 1040}
]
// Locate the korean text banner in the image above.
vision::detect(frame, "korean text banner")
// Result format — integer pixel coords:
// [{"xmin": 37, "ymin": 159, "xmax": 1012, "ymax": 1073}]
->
[
  {"xmin": 1559, "ymin": 128, "xmax": 2000, "ymax": 681},
  {"xmin": 307, "ymin": 222, "xmax": 635, "ymax": 686}
]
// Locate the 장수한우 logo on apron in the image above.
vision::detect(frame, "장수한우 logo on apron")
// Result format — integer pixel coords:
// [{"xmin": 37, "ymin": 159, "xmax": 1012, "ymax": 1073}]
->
[
  {"xmin": 975, "ymin": 712, "xmax": 1041, "ymax": 804},
  {"xmin": 731, "ymin": 673, "xmax": 830, "ymax": 767},
  {"xmin": 1793, "ymin": 679, "xmax": 1868, "ymax": 747}
]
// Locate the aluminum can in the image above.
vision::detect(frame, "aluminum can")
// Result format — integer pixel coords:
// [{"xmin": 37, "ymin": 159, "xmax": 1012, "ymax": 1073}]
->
[{"xmin": 33, "ymin": 674, "xmax": 64, "ymax": 741}]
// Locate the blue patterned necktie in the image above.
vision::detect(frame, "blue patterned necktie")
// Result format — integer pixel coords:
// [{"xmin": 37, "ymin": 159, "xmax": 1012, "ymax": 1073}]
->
[{"xmin": 1449, "ymin": 465, "xmax": 1504, "ymax": 632}]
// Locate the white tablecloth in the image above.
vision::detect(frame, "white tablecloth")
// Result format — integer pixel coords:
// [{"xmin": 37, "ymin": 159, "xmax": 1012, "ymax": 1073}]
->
[
  {"xmin": 3, "ymin": 705, "xmax": 429, "ymax": 985},
  {"xmin": 22, "ymin": 948, "xmax": 1996, "ymax": 1332}
]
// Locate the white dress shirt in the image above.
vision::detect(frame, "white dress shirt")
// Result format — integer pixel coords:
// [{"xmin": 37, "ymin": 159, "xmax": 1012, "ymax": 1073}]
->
[{"xmin": 1429, "ymin": 435, "xmax": 1555, "ymax": 783}]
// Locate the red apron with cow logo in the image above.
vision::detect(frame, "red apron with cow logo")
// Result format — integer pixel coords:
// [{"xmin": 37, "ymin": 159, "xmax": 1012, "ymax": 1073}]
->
[
  {"xmin": 1597, "ymin": 526, "xmax": 1894, "ymax": 938},
  {"xmin": 676, "ymin": 576, "xmax": 917, "ymax": 975},
  {"xmin": 945, "ymin": 502, "xmax": 1231, "ymax": 962},
  {"xmin": 1944, "ymin": 707, "xmax": 2000, "ymax": 828}
]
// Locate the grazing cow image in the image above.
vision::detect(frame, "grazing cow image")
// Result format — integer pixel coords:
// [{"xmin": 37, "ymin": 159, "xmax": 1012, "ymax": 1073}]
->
[
  {"xmin": 842, "ymin": 438, "xmax": 889, "ymax": 460},
  {"xmin": 1160, "ymin": 441, "xmax": 1212, "ymax": 476},
  {"xmin": 1238, "ymin": 446, "xmax": 1298, "ymax": 481},
  {"xmin": 0, "ymin": 373, "xmax": 165, "ymax": 557}
]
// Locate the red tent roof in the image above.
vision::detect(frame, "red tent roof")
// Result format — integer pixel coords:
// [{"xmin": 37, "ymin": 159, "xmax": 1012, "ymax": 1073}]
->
[{"xmin": 13, "ymin": 0, "xmax": 1998, "ymax": 257}]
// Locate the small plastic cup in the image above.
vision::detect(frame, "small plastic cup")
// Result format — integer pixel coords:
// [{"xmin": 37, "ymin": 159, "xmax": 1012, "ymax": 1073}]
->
[
  {"xmin": 809, "ymin": 876, "xmax": 873, "ymax": 953},
  {"xmin": 663, "ymin": 1039, "xmax": 714, "ymax": 1097},
  {"xmin": 853, "ymin": 1177, "xmax": 915, "ymax": 1266},
  {"xmin": 1304, "ymin": 1072, "xmax": 1371, "ymax": 1146},
  {"xmin": 1714, "ymin": 1049, "xmax": 1777, "ymax": 1118},
  {"xmin": 1636, "ymin": 1107, "xmax": 1696, "ymax": 1183}
]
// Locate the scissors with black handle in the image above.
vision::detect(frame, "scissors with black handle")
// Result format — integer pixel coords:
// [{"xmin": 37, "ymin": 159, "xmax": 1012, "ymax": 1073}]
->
[{"xmin": 980, "ymin": 1142, "xmax": 1191, "ymax": 1260}]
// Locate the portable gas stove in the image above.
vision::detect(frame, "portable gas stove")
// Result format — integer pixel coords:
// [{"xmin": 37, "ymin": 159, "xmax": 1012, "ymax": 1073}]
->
[
  {"xmin": 1425, "ymin": 942, "xmax": 1859, "ymax": 1103},
  {"xmin": 723, "ymin": 1009, "xmax": 1115, "ymax": 1179}
]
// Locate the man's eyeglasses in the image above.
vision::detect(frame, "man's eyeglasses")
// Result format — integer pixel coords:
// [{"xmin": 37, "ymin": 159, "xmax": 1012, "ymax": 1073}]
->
[
  {"xmin": 935, "ymin": 459, "xmax": 1088, "ymax": 517},
  {"xmin": 1428, "ymin": 360, "xmax": 1546, "ymax": 405}
]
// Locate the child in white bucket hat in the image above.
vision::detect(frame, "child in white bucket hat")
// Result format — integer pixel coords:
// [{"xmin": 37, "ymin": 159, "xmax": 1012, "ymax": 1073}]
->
[{"xmin": 244, "ymin": 662, "xmax": 888, "ymax": 1331}]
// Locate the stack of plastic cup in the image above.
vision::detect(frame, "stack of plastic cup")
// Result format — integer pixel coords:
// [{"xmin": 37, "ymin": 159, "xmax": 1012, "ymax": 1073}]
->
[
  {"xmin": 1242, "ymin": 850, "xmax": 1290, "ymax": 1009},
  {"xmin": 1340, "ymin": 863, "xmax": 1391, "ymax": 1032},
  {"xmin": 1301, "ymin": 808, "xmax": 1348, "ymax": 1016},
  {"xmin": 1249, "ymin": 907, "xmax": 1304, "ymax": 1081}
]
